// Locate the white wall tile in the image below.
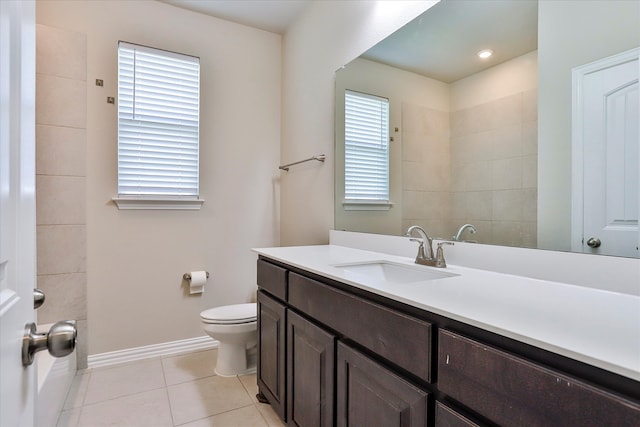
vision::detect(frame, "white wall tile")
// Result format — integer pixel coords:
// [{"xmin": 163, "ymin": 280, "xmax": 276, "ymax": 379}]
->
[
  {"xmin": 36, "ymin": 225, "xmax": 86, "ymax": 275},
  {"xmin": 493, "ymin": 189, "xmax": 524, "ymax": 221},
  {"xmin": 36, "ymin": 175, "xmax": 86, "ymax": 225},
  {"xmin": 492, "ymin": 157, "xmax": 523, "ymax": 190},
  {"xmin": 466, "ymin": 191, "xmax": 493, "ymax": 221},
  {"xmin": 36, "ymin": 272, "xmax": 87, "ymax": 322},
  {"xmin": 36, "ymin": 74, "xmax": 86, "ymax": 128},
  {"xmin": 493, "ymin": 124, "xmax": 523, "ymax": 159},
  {"xmin": 36, "ymin": 125, "xmax": 86, "ymax": 176},
  {"xmin": 522, "ymin": 154, "xmax": 538, "ymax": 188},
  {"xmin": 36, "ymin": 24, "xmax": 86, "ymax": 80}
]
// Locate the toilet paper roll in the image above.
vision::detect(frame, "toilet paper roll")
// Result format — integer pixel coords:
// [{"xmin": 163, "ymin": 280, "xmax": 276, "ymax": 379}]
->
[{"xmin": 189, "ymin": 271, "xmax": 207, "ymax": 295}]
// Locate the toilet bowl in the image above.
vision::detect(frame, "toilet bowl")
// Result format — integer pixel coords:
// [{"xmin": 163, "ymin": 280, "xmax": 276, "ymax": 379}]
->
[{"xmin": 200, "ymin": 303, "xmax": 257, "ymax": 377}]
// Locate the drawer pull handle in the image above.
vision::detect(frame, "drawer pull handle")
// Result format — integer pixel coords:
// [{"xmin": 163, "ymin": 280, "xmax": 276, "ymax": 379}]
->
[{"xmin": 445, "ymin": 354, "xmax": 450, "ymax": 365}]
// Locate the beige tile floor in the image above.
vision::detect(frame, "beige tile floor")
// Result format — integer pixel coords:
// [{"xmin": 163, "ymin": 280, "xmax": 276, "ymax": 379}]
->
[{"xmin": 57, "ymin": 349, "xmax": 285, "ymax": 427}]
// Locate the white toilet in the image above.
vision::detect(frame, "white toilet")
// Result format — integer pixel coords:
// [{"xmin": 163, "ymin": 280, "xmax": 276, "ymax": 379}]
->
[{"xmin": 200, "ymin": 303, "xmax": 257, "ymax": 377}]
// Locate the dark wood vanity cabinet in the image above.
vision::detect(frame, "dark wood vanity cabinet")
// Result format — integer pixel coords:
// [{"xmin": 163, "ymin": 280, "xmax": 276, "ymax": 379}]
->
[
  {"xmin": 337, "ymin": 342, "xmax": 429, "ymax": 427},
  {"xmin": 257, "ymin": 258, "xmax": 434, "ymax": 426},
  {"xmin": 287, "ymin": 310, "xmax": 335, "ymax": 427},
  {"xmin": 288, "ymin": 272, "xmax": 433, "ymax": 383},
  {"xmin": 257, "ymin": 290, "xmax": 287, "ymax": 420},
  {"xmin": 256, "ymin": 257, "xmax": 640, "ymax": 427},
  {"xmin": 438, "ymin": 330, "xmax": 640, "ymax": 426},
  {"xmin": 435, "ymin": 402, "xmax": 479, "ymax": 427}
]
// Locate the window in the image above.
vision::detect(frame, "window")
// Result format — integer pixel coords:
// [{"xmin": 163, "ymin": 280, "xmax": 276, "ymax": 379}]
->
[
  {"xmin": 113, "ymin": 41, "xmax": 202, "ymax": 210},
  {"xmin": 344, "ymin": 90, "xmax": 390, "ymax": 209}
]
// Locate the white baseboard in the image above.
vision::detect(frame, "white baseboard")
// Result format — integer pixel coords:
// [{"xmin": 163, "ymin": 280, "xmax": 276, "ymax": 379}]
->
[{"xmin": 87, "ymin": 336, "xmax": 218, "ymax": 370}]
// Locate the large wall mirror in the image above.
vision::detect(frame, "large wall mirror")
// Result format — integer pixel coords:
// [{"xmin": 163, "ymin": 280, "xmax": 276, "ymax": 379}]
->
[{"xmin": 335, "ymin": 0, "xmax": 639, "ymax": 258}]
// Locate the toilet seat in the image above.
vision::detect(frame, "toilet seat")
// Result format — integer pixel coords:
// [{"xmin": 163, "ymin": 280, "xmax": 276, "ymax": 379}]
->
[{"xmin": 200, "ymin": 303, "xmax": 256, "ymax": 325}]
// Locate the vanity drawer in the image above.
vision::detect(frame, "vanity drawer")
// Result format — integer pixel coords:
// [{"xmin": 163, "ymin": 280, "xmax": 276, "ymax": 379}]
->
[
  {"xmin": 438, "ymin": 329, "xmax": 640, "ymax": 426},
  {"xmin": 257, "ymin": 259, "xmax": 287, "ymax": 301},
  {"xmin": 288, "ymin": 272, "xmax": 432, "ymax": 383},
  {"xmin": 435, "ymin": 402, "xmax": 480, "ymax": 427}
]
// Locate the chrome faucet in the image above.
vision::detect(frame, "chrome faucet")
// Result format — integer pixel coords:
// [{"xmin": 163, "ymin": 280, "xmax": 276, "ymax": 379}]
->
[
  {"xmin": 406, "ymin": 225, "xmax": 434, "ymax": 261},
  {"xmin": 453, "ymin": 223, "xmax": 477, "ymax": 242},
  {"xmin": 405, "ymin": 225, "xmax": 452, "ymax": 268}
]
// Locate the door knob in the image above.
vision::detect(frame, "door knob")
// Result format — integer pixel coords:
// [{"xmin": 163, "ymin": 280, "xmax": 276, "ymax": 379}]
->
[
  {"xmin": 586, "ymin": 237, "xmax": 601, "ymax": 248},
  {"xmin": 34, "ymin": 288, "xmax": 45, "ymax": 309},
  {"xmin": 22, "ymin": 320, "xmax": 77, "ymax": 366}
]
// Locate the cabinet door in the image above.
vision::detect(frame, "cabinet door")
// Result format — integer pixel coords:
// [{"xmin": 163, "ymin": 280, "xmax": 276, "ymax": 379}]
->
[
  {"xmin": 336, "ymin": 342, "xmax": 429, "ymax": 427},
  {"xmin": 257, "ymin": 290, "xmax": 287, "ymax": 421},
  {"xmin": 287, "ymin": 311, "xmax": 335, "ymax": 427}
]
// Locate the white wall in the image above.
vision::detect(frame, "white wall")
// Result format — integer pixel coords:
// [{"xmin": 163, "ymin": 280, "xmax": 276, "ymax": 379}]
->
[
  {"xmin": 281, "ymin": 0, "xmax": 439, "ymax": 245},
  {"xmin": 537, "ymin": 0, "xmax": 639, "ymax": 251},
  {"xmin": 37, "ymin": 1, "xmax": 281, "ymax": 355}
]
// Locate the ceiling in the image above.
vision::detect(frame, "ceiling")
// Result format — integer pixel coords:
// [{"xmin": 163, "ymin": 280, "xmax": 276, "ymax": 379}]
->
[
  {"xmin": 362, "ymin": 0, "xmax": 538, "ymax": 83},
  {"xmin": 157, "ymin": 0, "xmax": 311, "ymax": 34},
  {"xmin": 157, "ymin": 0, "xmax": 538, "ymax": 84}
]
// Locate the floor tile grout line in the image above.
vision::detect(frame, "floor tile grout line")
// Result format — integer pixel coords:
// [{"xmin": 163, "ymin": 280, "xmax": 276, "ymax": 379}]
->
[
  {"xmin": 165, "ymin": 372, "xmax": 219, "ymax": 388},
  {"xmin": 163, "ymin": 385, "xmax": 178, "ymax": 427},
  {"xmin": 81, "ymin": 384, "xmax": 168, "ymax": 408},
  {"xmin": 159, "ymin": 357, "xmax": 179, "ymax": 427},
  {"xmin": 160, "ymin": 357, "xmax": 169, "ymax": 388},
  {"xmin": 78, "ymin": 371, "xmax": 91, "ymax": 408},
  {"xmin": 172, "ymin": 402, "xmax": 258, "ymax": 427}
]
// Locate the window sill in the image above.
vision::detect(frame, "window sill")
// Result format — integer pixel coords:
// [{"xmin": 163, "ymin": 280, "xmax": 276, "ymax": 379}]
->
[
  {"xmin": 342, "ymin": 200, "xmax": 393, "ymax": 211},
  {"xmin": 112, "ymin": 196, "xmax": 205, "ymax": 210}
]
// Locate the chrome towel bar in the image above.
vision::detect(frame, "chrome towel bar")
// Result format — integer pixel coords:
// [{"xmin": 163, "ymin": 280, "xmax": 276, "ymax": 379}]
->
[{"xmin": 279, "ymin": 154, "xmax": 326, "ymax": 171}]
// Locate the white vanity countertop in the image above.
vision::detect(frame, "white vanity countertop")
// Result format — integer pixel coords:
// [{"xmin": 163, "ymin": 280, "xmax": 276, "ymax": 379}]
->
[{"xmin": 253, "ymin": 245, "xmax": 640, "ymax": 382}]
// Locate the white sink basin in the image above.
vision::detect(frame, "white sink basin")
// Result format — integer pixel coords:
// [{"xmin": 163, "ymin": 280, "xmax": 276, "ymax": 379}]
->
[{"xmin": 333, "ymin": 261, "xmax": 457, "ymax": 284}]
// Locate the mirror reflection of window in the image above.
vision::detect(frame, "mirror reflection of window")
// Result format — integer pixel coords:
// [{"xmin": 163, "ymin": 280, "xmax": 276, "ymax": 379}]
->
[{"xmin": 344, "ymin": 90, "xmax": 390, "ymax": 206}]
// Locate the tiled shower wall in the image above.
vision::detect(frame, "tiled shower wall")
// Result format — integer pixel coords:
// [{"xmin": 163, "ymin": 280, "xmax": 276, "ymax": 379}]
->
[
  {"xmin": 450, "ymin": 90, "xmax": 538, "ymax": 248},
  {"xmin": 401, "ymin": 103, "xmax": 451, "ymax": 239},
  {"xmin": 35, "ymin": 25, "xmax": 88, "ymax": 368},
  {"xmin": 402, "ymin": 89, "xmax": 538, "ymax": 247}
]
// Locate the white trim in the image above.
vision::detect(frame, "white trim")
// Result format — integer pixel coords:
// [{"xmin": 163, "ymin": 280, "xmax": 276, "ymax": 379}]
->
[
  {"xmin": 87, "ymin": 336, "xmax": 217, "ymax": 369},
  {"xmin": 342, "ymin": 200, "xmax": 394, "ymax": 211},
  {"xmin": 571, "ymin": 47, "xmax": 640, "ymax": 253},
  {"xmin": 112, "ymin": 196, "xmax": 205, "ymax": 210}
]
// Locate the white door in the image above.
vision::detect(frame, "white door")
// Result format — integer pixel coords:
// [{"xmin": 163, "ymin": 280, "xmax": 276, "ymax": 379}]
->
[
  {"xmin": 0, "ymin": 1, "xmax": 37, "ymax": 426},
  {"xmin": 573, "ymin": 48, "xmax": 639, "ymax": 257}
]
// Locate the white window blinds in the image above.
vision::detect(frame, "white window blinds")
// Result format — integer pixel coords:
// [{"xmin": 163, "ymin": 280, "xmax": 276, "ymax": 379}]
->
[
  {"xmin": 344, "ymin": 90, "xmax": 390, "ymax": 201},
  {"xmin": 117, "ymin": 41, "xmax": 200, "ymax": 198}
]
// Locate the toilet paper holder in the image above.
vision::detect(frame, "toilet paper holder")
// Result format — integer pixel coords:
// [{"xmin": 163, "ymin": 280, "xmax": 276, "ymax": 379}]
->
[{"xmin": 183, "ymin": 272, "xmax": 210, "ymax": 281}]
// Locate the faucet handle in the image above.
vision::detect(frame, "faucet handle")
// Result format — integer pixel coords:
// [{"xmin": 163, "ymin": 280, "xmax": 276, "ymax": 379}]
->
[
  {"xmin": 435, "ymin": 242, "xmax": 454, "ymax": 268},
  {"xmin": 409, "ymin": 238, "xmax": 427, "ymax": 261}
]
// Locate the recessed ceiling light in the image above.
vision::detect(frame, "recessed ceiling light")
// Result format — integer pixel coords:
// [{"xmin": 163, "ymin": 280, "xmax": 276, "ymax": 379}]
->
[{"xmin": 477, "ymin": 49, "xmax": 493, "ymax": 59}]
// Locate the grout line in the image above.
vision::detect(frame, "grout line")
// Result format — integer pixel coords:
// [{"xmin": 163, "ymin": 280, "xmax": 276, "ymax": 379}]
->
[
  {"xmin": 36, "ymin": 123, "xmax": 87, "ymax": 131},
  {"xmin": 78, "ymin": 372, "xmax": 91, "ymax": 408},
  {"xmin": 163, "ymin": 385, "xmax": 177, "ymax": 427},
  {"xmin": 35, "ymin": 173, "xmax": 87, "ymax": 178},
  {"xmin": 80, "ymin": 384, "xmax": 168, "ymax": 408}
]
